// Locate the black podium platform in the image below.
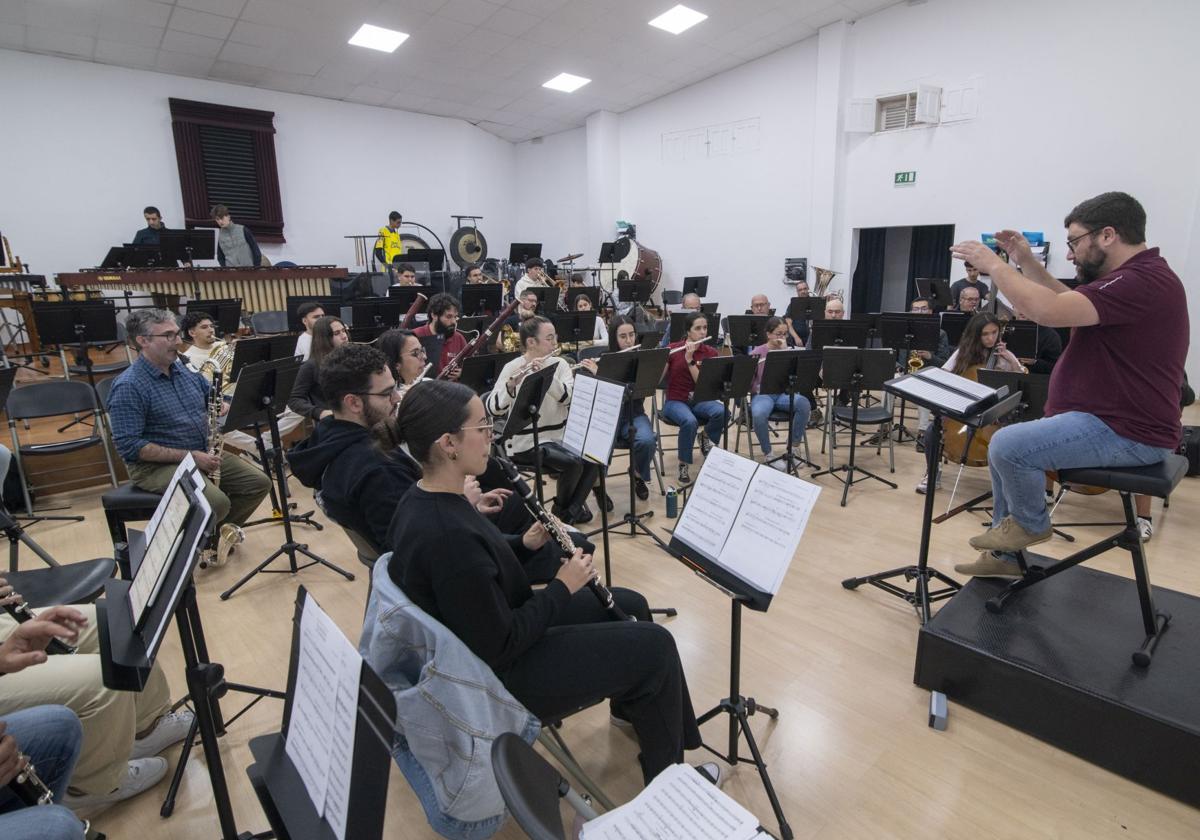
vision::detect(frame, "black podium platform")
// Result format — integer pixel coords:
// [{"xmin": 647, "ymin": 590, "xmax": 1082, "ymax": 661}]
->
[{"xmin": 915, "ymin": 566, "xmax": 1200, "ymax": 808}]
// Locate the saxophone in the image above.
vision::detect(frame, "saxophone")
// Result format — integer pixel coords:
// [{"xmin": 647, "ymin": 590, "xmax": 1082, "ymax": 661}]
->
[{"xmin": 199, "ymin": 342, "xmax": 235, "ymax": 482}]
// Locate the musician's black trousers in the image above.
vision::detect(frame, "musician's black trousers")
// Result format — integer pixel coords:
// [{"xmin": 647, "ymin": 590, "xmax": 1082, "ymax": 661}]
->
[
  {"xmin": 510, "ymin": 441, "xmax": 599, "ymax": 520},
  {"xmin": 498, "ymin": 588, "xmax": 703, "ymax": 785}
]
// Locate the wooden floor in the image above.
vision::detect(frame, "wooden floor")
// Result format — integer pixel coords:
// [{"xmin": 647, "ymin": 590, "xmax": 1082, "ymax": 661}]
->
[{"xmin": 15, "ymin": 404, "xmax": 1200, "ymax": 840}]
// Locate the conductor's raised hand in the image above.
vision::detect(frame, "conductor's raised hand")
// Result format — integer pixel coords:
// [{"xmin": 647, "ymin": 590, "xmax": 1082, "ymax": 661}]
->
[
  {"xmin": 993, "ymin": 229, "xmax": 1036, "ymax": 266},
  {"xmin": 949, "ymin": 240, "xmax": 1004, "ymax": 274}
]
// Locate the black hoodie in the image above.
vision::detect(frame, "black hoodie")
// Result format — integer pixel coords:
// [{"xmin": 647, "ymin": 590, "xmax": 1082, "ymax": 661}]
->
[{"xmin": 287, "ymin": 417, "xmax": 418, "ymax": 552}]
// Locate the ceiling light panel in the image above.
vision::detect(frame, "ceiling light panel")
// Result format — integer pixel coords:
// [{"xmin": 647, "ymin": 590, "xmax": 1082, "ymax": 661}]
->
[
  {"xmin": 348, "ymin": 24, "xmax": 409, "ymax": 53},
  {"xmin": 649, "ymin": 5, "xmax": 708, "ymax": 35},
  {"xmin": 542, "ymin": 72, "xmax": 591, "ymax": 93}
]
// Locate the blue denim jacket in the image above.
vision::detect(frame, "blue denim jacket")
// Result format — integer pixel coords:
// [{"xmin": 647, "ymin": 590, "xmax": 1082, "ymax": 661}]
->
[{"xmin": 359, "ymin": 556, "xmax": 541, "ymax": 839}]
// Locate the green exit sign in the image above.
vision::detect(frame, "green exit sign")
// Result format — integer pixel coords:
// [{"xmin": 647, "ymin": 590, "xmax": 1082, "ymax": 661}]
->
[{"xmin": 894, "ymin": 171, "xmax": 917, "ymax": 185}]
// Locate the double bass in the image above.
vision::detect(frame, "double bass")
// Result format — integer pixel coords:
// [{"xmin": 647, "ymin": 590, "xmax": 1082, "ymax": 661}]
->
[{"xmin": 941, "ymin": 350, "xmax": 999, "ymax": 467}]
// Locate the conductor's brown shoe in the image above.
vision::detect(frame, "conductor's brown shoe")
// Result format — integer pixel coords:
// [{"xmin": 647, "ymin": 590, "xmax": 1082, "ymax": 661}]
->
[
  {"xmin": 968, "ymin": 516, "xmax": 1052, "ymax": 552},
  {"xmin": 954, "ymin": 551, "xmax": 1023, "ymax": 580}
]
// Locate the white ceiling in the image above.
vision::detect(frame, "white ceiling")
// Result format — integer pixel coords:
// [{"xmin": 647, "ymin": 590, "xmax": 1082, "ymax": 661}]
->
[{"xmin": 0, "ymin": 0, "xmax": 901, "ymax": 143}]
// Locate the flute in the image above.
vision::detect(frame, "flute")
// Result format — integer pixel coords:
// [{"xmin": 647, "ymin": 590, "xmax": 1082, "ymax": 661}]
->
[
  {"xmin": 667, "ymin": 338, "xmax": 711, "ymax": 354},
  {"xmin": 494, "ymin": 456, "xmax": 634, "ymax": 622}
]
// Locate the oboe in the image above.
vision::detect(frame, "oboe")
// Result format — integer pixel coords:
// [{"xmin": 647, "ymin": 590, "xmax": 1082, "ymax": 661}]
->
[
  {"xmin": 1, "ymin": 599, "xmax": 77, "ymax": 655},
  {"xmin": 494, "ymin": 455, "xmax": 634, "ymax": 622}
]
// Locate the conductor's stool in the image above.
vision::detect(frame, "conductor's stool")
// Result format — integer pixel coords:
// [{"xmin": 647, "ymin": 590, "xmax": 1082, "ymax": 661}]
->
[{"xmin": 985, "ymin": 454, "xmax": 1189, "ymax": 668}]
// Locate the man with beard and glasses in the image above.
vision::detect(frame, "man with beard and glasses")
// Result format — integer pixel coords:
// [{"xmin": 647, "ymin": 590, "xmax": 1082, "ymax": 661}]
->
[
  {"xmin": 949, "ymin": 192, "xmax": 1188, "ymax": 578},
  {"xmin": 413, "ymin": 293, "xmax": 466, "ymax": 380}
]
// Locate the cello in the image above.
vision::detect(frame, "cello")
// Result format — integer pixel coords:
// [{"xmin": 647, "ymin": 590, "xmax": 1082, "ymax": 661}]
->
[{"xmin": 941, "ymin": 349, "xmax": 1000, "ymax": 468}]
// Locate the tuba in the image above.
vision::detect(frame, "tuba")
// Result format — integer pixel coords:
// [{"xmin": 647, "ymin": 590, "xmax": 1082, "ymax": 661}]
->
[{"xmin": 812, "ymin": 266, "xmax": 840, "ymax": 298}]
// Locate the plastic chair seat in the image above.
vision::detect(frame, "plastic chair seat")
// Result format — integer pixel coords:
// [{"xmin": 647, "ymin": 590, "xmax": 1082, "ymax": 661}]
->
[
  {"xmin": 4, "ymin": 558, "xmax": 116, "ymax": 608},
  {"xmin": 1057, "ymin": 455, "xmax": 1188, "ymax": 499},
  {"xmin": 69, "ymin": 362, "xmax": 130, "ymax": 376},
  {"xmin": 102, "ymin": 483, "xmax": 165, "ymax": 513},
  {"xmin": 19, "ymin": 437, "xmax": 105, "ymax": 457},
  {"xmin": 491, "ymin": 732, "xmax": 566, "ymax": 840},
  {"xmin": 833, "ymin": 405, "xmax": 891, "ymax": 425}
]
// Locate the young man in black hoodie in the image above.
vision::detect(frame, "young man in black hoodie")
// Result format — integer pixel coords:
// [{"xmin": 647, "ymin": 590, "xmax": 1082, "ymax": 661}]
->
[{"xmin": 287, "ymin": 345, "xmax": 571, "ymax": 576}]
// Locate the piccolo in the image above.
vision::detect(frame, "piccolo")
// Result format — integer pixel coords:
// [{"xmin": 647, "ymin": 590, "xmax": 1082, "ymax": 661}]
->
[{"xmin": 494, "ymin": 455, "xmax": 634, "ymax": 622}]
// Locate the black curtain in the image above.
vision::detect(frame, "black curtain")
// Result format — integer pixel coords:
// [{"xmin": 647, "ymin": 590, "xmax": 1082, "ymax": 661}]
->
[
  {"xmin": 906, "ymin": 224, "xmax": 955, "ymax": 308},
  {"xmin": 851, "ymin": 227, "xmax": 887, "ymax": 314}
]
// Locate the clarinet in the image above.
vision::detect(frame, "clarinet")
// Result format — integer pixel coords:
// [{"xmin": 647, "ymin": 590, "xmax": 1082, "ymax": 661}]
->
[
  {"xmin": 8, "ymin": 751, "xmax": 105, "ymax": 838},
  {"xmin": 494, "ymin": 455, "xmax": 634, "ymax": 622},
  {"xmin": 1, "ymin": 600, "xmax": 76, "ymax": 655}
]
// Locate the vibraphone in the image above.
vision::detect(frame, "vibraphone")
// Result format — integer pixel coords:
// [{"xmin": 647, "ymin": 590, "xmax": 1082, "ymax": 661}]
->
[{"xmin": 56, "ymin": 265, "xmax": 349, "ymax": 314}]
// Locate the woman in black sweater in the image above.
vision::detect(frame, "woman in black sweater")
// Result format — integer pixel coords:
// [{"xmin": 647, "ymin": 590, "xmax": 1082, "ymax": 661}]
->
[
  {"xmin": 288, "ymin": 315, "xmax": 348, "ymax": 420},
  {"xmin": 384, "ymin": 380, "xmax": 703, "ymax": 784}
]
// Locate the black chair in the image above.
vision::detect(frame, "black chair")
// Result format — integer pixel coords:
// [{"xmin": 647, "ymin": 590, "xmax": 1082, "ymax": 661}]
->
[
  {"xmin": 661, "ymin": 290, "xmax": 683, "ymax": 307},
  {"xmin": 4, "ymin": 558, "xmax": 116, "ymax": 607},
  {"xmin": 101, "ymin": 483, "xmax": 164, "ymax": 574},
  {"xmin": 250, "ymin": 310, "xmax": 288, "ymax": 335},
  {"xmin": 986, "ymin": 455, "xmax": 1189, "ymax": 667},
  {"xmin": 491, "ymin": 732, "xmax": 598, "ymax": 840},
  {"xmin": 64, "ymin": 320, "xmax": 132, "ymax": 379},
  {"xmin": 7, "ymin": 380, "xmax": 119, "ymax": 516}
]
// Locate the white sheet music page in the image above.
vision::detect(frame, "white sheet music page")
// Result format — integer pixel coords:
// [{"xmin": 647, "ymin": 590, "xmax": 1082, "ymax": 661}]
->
[
  {"xmin": 322, "ymin": 628, "xmax": 362, "ymax": 840},
  {"xmin": 583, "ymin": 378, "xmax": 626, "ymax": 465},
  {"xmin": 673, "ymin": 447, "xmax": 758, "ymax": 563},
  {"xmin": 718, "ymin": 466, "xmax": 820, "ymax": 595},
  {"xmin": 580, "ymin": 763, "xmax": 761, "ymax": 840},
  {"xmin": 918, "ymin": 366, "xmax": 995, "ymax": 400},
  {"xmin": 890, "ymin": 376, "xmax": 975, "ymax": 415},
  {"xmin": 286, "ymin": 594, "xmax": 343, "ymax": 820},
  {"xmin": 562, "ymin": 373, "xmax": 596, "ymax": 458}
]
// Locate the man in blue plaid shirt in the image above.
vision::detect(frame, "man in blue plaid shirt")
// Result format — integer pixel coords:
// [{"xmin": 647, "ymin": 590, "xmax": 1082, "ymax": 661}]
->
[{"xmin": 108, "ymin": 309, "xmax": 271, "ymax": 565}]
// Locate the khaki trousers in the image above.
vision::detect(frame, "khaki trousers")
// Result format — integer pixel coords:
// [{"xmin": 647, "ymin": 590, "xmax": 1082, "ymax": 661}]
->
[
  {"xmin": 128, "ymin": 450, "xmax": 272, "ymax": 528},
  {"xmin": 0, "ymin": 604, "xmax": 172, "ymax": 794}
]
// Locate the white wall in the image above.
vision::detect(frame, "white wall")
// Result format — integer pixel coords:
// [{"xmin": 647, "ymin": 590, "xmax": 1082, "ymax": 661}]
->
[
  {"xmin": 0, "ymin": 49, "xmax": 517, "ymax": 277},
  {"xmin": 837, "ymin": 0, "xmax": 1200, "ymax": 372},
  {"xmin": 512, "ymin": 127, "xmax": 588, "ymax": 265}
]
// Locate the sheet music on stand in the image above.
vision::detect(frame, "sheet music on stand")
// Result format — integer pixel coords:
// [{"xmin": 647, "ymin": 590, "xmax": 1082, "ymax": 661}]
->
[
  {"xmin": 560, "ymin": 375, "xmax": 626, "ymax": 466},
  {"xmin": 673, "ymin": 447, "xmax": 820, "ymax": 603},
  {"xmin": 284, "ymin": 591, "xmax": 362, "ymax": 840},
  {"xmin": 886, "ymin": 366, "xmax": 1004, "ymax": 419},
  {"xmin": 580, "ymin": 763, "xmax": 770, "ymax": 840}
]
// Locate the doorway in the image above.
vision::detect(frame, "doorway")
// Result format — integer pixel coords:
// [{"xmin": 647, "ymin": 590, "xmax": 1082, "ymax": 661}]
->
[{"xmin": 850, "ymin": 224, "xmax": 955, "ymax": 313}]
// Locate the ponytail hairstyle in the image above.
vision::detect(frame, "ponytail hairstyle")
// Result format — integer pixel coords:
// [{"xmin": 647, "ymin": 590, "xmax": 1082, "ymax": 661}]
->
[
  {"xmin": 608, "ymin": 315, "xmax": 636, "ymax": 352},
  {"xmin": 519, "ymin": 315, "xmax": 550, "ymax": 351},
  {"xmin": 375, "ymin": 379, "xmax": 474, "ymax": 466}
]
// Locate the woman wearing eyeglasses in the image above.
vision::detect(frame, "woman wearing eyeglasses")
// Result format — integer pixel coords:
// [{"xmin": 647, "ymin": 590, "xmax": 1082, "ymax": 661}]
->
[
  {"xmin": 383, "ymin": 380, "xmax": 704, "ymax": 786},
  {"xmin": 377, "ymin": 328, "xmax": 431, "ymax": 394},
  {"xmin": 287, "ymin": 315, "xmax": 350, "ymax": 421}
]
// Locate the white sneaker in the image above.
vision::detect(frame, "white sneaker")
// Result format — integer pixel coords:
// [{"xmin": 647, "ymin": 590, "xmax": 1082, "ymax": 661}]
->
[
  {"xmin": 131, "ymin": 709, "xmax": 195, "ymax": 760},
  {"xmin": 768, "ymin": 459, "xmax": 788, "ymax": 472},
  {"xmin": 63, "ymin": 757, "xmax": 169, "ymax": 816},
  {"xmin": 915, "ymin": 473, "xmax": 942, "ymax": 494},
  {"xmin": 694, "ymin": 761, "xmax": 724, "ymax": 787},
  {"xmin": 1137, "ymin": 517, "xmax": 1153, "ymax": 543}
]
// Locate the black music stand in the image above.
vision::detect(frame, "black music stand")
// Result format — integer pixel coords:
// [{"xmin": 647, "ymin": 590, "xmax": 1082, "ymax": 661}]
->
[
  {"xmin": 185, "ymin": 298, "xmax": 243, "ymax": 338},
  {"xmin": 811, "ymin": 348, "xmax": 898, "ymax": 506},
  {"xmin": 565, "ymin": 286, "xmax": 600, "ymax": 312},
  {"xmin": 664, "ymin": 532, "xmax": 792, "ymax": 840},
  {"xmin": 32, "ymin": 299, "xmax": 119, "ymax": 441},
  {"xmin": 691, "ymin": 356, "xmax": 756, "ymax": 452},
  {"xmin": 682, "ymin": 276, "xmax": 709, "ymax": 297},
  {"xmin": 915, "ymin": 277, "xmax": 953, "ymax": 311},
  {"xmin": 879, "ymin": 313, "xmax": 941, "ymax": 443},
  {"xmin": 417, "ymin": 333, "xmax": 445, "ymax": 375},
  {"xmin": 99, "ymin": 470, "xmax": 284, "ymax": 836},
  {"xmin": 843, "ymin": 372, "xmax": 1022, "ymax": 623},
  {"xmin": 756, "ymin": 350, "xmax": 822, "ymax": 474},
  {"xmin": 499, "ymin": 364, "xmax": 559, "ymax": 505},
  {"xmin": 529, "ymin": 286, "xmax": 559, "ymax": 315},
  {"xmin": 1000, "ymin": 319, "xmax": 1038, "ymax": 360},
  {"xmin": 668, "ymin": 311, "xmax": 722, "ymax": 343},
  {"xmin": 551, "ymin": 312, "xmax": 596, "ymax": 353},
  {"xmin": 384, "ymin": 285, "xmax": 426, "ymax": 313},
  {"xmin": 220, "ymin": 358, "xmax": 354, "ymax": 600},
  {"xmin": 350, "ymin": 297, "xmax": 405, "ymax": 330},
  {"xmin": 246, "ymin": 587, "xmax": 394, "ymax": 840},
  {"xmin": 461, "ymin": 283, "xmax": 503, "ymax": 317},
  {"xmin": 594, "ymin": 348, "xmax": 670, "ymax": 542},
  {"xmin": 785, "ymin": 297, "xmax": 825, "ymax": 344},
  {"xmin": 725, "ymin": 315, "xmax": 770, "ymax": 353},
  {"xmin": 458, "ymin": 351, "xmax": 519, "ymax": 395},
  {"xmin": 508, "ymin": 243, "xmax": 542, "ymax": 264},
  {"xmin": 939, "ymin": 311, "xmax": 969, "ymax": 347},
  {"xmin": 807, "ymin": 319, "xmax": 867, "ymax": 351},
  {"xmin": 637, "ymin": 330, "xmax": 662, "ymax": 349},
  {"xmin": 285, "ymin": 296, "xmax": 341, "ymax": 333},
  {"xmin": 161, "ymin": 230, "xmax": 216, "ymax": 300}
]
